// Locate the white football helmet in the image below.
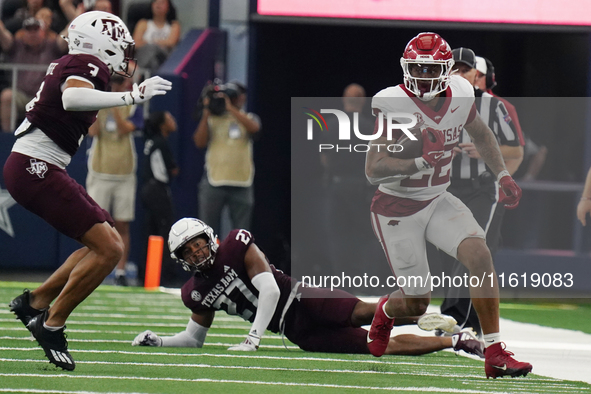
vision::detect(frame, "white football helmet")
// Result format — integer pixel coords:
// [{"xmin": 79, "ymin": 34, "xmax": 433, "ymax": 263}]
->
[
  {"xmin": 65, "ymin": 11, "xmax": 135, "ymax": 77},
  {"xmin": 168, "ymin": 218, "xmax": 219, "ymax": 273}
]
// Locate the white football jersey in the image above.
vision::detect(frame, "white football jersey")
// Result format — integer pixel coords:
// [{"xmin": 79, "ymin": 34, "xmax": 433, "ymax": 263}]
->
[{"xmin": 371, "ymin": 75, "xmax": 476, "ymax": 201}]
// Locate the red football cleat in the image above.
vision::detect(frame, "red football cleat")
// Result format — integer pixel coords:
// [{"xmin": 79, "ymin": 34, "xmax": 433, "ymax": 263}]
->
[
  {"xmin": 367, "ymin": 295, "xmax": 395, "ymax": 357},
  {"xmin": 484, "ymin": 342, "xmax": 532, "ymax": 379}
]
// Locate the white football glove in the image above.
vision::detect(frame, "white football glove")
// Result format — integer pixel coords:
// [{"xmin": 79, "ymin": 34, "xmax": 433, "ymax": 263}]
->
[
  {"xmin": 132, "ymin": 330, "xmax": 163, "ymax": 347},
  {"xmin": 125, "ymin": 76, "xmax": 172, "ymax": 105},
  {"xmin": 227, "ymin": 333, "xmax": 260, "ymax": 351}
]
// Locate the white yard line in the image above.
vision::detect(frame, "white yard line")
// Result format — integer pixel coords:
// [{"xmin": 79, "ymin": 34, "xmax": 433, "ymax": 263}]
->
[
  {"xmin": 0, "ymin": 347, "xmax": 580, "ymax": 381},
  {"xmin": 2, "ymin": 356, "xmax": 585, "ymax": 392},
  {"xmin": 0, "ymin": 358, "xmax": 490, "ymax": 379},
  {"xmin": 0, "ymin": 372, "xmax": 533, "ymax": 393},
  {"xmin": 0, "ymin": 318, "xmax": 249, "ymax": 329}
]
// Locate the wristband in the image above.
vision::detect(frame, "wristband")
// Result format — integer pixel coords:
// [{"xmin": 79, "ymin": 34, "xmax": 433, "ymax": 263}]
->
[{"xmin": 496, "ymin": 170, "xmax": 510, "ymax": 182}]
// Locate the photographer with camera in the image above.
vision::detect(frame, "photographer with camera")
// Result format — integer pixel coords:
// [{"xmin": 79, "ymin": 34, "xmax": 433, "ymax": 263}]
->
[{"xmin": 193, "ymin": 81, "xmax": 261, "ymax": 236}]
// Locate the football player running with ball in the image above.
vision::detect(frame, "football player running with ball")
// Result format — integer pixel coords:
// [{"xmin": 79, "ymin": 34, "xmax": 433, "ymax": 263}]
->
[
  {"xmin": 5, "ymin": 11, "xmax": 171, "ymax": 370},
  {"xmin": 132, "ymin": 218, "xmax": 485, "ymax": 358},
  {"xmin": 364, "ymin": 32, "xmax": 531, "ymax": 378}
]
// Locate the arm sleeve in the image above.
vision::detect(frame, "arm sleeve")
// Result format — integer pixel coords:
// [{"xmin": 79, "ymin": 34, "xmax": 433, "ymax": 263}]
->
[
  {"xmin": 62, "ymin": 87, "xmax": 132, "ymax": 111},
  {"xmin": 248, "ymin": 271, "xmax": 280, "ymax": 338},
  {"xmin": 160, "ymin": 318, "xmax": 209, "ymax": 347}
]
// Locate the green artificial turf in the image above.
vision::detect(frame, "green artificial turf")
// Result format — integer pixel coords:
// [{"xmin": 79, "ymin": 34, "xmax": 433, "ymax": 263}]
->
[{"xmin": 1, "ymin": 282, "xmax": 589, "ymax": 394}]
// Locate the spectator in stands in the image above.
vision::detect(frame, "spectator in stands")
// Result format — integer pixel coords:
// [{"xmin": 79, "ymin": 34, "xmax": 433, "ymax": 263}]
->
[
  {"xmin": 193, "ymin": 81, "xmax": 261, "ymax": 237},
  {"xmin": 132, "ymin": 0, "xmax": 180, "ymax": 72},
  {"xmin": 91, "ymin": 0, "xmax": 113, "ymax": 13},
  {"xmin": 15, "ymin": 7, "xmax": 65, "ymax": 44},
  {"xmin": 59, "ymin": 0, "xmax": 112, "ymax": 23},
  {"xmin": 3, "ymin": 0, "xmax": 46, "ymax": 33},
  {"xmin": 140, "ymin": 110, "xmax": 180, "ymax": 286},
  {"xmin": 87, "ymin": 75, "xmax": 143, "ymax": 286},
  {"xmin": 0, "ymin": 16, "xmax": 66, "ymax": 132}
]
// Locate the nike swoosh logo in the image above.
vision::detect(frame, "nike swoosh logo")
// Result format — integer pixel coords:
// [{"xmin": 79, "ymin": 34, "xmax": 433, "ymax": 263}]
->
[
  {"xmin": 367, "ymin": 334, "xmax": 375, "ymax": 344},
  {"xmin": 492, "ymin": 364, "xmax": 507, "ymax": 371},
  {"xmin": 451, "ymin": 106, "xmax": 460, "ymax": 113},
  {"xmin": 433, "ymin": 153, "xmax": 444, "ymax": 160}
]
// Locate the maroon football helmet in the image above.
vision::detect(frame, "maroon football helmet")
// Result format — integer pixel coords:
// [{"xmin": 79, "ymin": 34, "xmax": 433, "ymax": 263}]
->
[{"xmin": 400, "ymin": 32, "xmax": 454, "ymax": 101}]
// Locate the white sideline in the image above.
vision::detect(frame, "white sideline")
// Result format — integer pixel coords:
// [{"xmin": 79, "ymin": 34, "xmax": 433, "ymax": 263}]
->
[{"xmin": 357, "ymin": 300, "xmax": 591, "ymax": 384}]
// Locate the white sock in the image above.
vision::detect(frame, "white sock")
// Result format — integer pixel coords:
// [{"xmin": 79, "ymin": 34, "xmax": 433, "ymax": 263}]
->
[
  {"xmin": 116, "ymin": 269, "xmax": 126, "ymax": 277},
  {"xmin": 382, "ymin": 303, "xmax": 395, "ymax": 320},
  {"xmin": 483, "ymin": 333, "xmax": 501, "ymax": 348},
  {"xmin": 43, "ymin": 322, "xmax": 64, "ymax": 331}
]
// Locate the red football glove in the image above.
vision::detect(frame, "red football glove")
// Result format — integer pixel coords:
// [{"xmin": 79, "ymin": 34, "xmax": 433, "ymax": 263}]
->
[
  {"xmin": 498, "ymin": 171, "xmax": 522, "ymax": 209},
  {"xmin": 417, "ymin": 127, "xmax": 445, "ymax": 169}
]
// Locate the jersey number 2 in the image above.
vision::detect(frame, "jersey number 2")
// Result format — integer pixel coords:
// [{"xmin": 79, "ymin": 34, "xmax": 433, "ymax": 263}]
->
[{"xmin": 236, "ymin": 230, "xmax": 251, "ymax": 245}]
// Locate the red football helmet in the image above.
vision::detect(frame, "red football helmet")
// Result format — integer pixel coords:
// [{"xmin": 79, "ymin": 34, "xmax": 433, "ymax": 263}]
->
[{"xmin": 400, "ymin": 32, "xmax": 454, "ymax": 101}]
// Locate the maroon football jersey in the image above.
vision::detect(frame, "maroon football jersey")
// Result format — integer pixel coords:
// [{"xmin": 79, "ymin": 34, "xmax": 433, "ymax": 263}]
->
[
  {"xmin": 25, "ymin": 54, "xmax": 110, "ymax": 157},
  {"xmin": 181, "ymin": 229, "xmax": 294, "ymax": 333}
]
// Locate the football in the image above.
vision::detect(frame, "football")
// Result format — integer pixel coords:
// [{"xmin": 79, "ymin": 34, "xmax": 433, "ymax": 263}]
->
[
  {"xmin": 391, "ymin": 128, "xmax": 436, "ymax": 159},
  {"xmin": 392, "ymin": 129, "xmax": 422, "ymax": 159}
]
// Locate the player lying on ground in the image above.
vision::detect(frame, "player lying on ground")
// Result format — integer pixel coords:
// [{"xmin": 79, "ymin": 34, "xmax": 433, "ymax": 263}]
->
[{"xmin": 131, "ymin": 218, "xmax": 483, "ymax": 357}]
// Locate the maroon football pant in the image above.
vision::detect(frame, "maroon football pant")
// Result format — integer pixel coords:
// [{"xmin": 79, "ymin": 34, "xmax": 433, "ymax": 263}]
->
[
  {"xmin": 3, "ymin": 152, "xmax": 113, "ymax": 240},
  {"xmin": 284, "ymin": 286, "xmax": 370, "ymax": 354}
]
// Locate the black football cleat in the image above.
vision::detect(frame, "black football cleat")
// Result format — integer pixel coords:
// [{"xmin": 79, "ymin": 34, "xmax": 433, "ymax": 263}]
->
[
  {"xmin": 114, "ymin": 275, "xmax": 128, "ymax": 286},
  {"xmin": 8, "ymin": 289, "xmax": 45, "ymax": 329},
  {"xmin": 28, "ymin": 310, "xmax": 75, "ymax": 371}
]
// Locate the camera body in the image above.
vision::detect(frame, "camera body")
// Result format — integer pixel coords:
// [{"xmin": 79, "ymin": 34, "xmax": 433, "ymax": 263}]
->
[{"xmin": 205, "ymin": 82, "xmax": 240, "ymax": 116}]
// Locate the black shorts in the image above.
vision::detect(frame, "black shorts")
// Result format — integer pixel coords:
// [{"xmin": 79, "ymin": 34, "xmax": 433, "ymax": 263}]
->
[{"xmin": 3, "ymin": 152, "xmax": 114, "ymax": 240}]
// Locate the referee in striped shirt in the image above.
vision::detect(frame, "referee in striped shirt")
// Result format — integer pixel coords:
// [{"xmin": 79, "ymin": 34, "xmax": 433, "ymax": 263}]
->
[{"xmin": 437, "ymin": 48, "xmax": 524, "ymax": 336}]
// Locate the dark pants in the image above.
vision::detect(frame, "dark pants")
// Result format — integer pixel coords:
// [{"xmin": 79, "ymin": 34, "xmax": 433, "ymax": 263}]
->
[
  {"xmin": 198, "ymin": 177, "xmax": 253, "ymax": 236},
  {"xmin": 435, "ymin": 179, "xmax": 503, "ymax": 335},
  {"xmin": 140, "ymin": 179, "xmax": 185, "ymax": 287}
]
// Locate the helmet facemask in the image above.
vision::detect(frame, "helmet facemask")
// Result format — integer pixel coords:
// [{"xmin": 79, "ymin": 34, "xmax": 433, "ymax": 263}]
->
[
  {"xmin": 168, "ymin": 218, "xmax": 219, "ymax": 274},
  {"xmin": 108, "ymin": 40, "xmax": 136, "ymax": 77},
  {"xmin": 401, "ymin": 58, "xmax": 454, "ymax": 101},
  {"xmin": 176, "ymin": 235, "xmax": 217, "ymax": 273}
]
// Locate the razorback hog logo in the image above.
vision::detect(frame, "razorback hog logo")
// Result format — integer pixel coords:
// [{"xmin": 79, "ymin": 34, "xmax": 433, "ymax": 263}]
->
[{"xmin": 101, "ymin": 19, "xmax": 126, "ymax": 41}]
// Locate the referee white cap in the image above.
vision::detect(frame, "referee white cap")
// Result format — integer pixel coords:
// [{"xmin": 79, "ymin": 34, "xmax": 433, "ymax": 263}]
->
[{"xmin": 475, "ymin": 56, "xmax": 487, "ymax": 75}]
